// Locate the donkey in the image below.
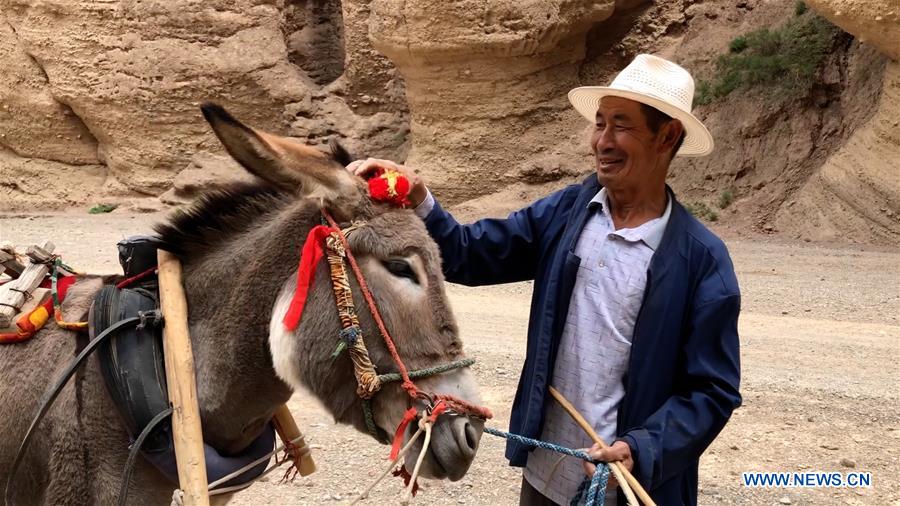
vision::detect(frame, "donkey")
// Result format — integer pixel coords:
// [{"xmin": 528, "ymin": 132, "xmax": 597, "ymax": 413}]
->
[{"xmin": 0, "ymin": 104, "xmax": 485, "ymax": 505}]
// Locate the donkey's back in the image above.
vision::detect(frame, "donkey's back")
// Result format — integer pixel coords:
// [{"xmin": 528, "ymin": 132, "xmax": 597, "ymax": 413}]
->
[{"xmin": 0, "ymin": 276, "xmax": 174, "ymax": 505}]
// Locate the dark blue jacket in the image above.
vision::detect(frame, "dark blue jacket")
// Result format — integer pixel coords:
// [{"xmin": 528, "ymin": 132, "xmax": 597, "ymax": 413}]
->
[{"xmin": 423, "ymin": 175, "xmax": 742, "ymax": 505}]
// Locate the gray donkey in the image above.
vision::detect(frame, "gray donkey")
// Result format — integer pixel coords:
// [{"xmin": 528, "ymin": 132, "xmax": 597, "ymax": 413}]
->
[{"xmin": 0, "ymin": 104, "xmax": 485, "ymax": 505}]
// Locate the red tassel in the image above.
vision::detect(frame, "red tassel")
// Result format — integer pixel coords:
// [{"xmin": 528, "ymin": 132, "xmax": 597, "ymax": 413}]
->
[
  {"xmin": 282, "ymin": 225, "xmax": 336, "ymax": 331},
  {"xmin": 389, "ymin": 407, "xmax": 419, "ymax": 461},
  {"xmin": 392, "ymin": 467, "xmax": 420, "ymax": 497},
  {"xmin": 368, "ymin": 176, "xmax": 390, "ymax": 201},
  {"xmin": 366, "ymin": 167, "xmax": 411, "ymax": 207},
  {"xmin": 395, "ymin": 176, "xmax": 410, "ymax": 199}
]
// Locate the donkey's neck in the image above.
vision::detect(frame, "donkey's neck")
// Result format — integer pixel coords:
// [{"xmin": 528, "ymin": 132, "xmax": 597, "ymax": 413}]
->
[{"xmin": 178, "ymin": 199, "xmax": 318, "ymax": 453}]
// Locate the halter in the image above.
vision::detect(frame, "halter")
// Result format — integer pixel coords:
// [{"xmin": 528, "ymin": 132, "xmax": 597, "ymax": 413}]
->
[{"xmin": 284, "ymin": 210, "xmax": 493, "ymax": 438}]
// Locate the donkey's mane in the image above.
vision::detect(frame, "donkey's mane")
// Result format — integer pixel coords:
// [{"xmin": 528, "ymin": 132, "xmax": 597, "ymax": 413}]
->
[{"xmin": 153, "ymin": 182, "xmax": 290, "ymax": 257}]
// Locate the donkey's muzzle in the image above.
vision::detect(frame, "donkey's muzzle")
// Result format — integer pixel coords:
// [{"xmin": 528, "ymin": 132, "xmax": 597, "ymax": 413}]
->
[{"xmin": 405, "ymin": 414, "xmax": 484, "ymax": 481}]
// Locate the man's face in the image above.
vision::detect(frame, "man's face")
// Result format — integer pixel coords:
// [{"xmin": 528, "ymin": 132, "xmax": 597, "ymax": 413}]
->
[{"xmin": 590, "ymin": 96, "xmax": 673, "ymax": 191}]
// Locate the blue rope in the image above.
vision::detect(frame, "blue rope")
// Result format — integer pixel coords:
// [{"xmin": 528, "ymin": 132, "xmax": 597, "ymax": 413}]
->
[{"xmin": 484, "ymin": 427, "xmax": 609, "ymax": 505}]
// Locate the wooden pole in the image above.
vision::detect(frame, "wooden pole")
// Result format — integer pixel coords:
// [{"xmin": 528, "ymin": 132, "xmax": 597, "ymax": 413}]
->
[
  {"xmin": 272, "ymin": 404, "xmax": 316, "ymax": 476},
  {"xmin": 548, "ymin": 386, "xmax": 655, "ymax": 506},
  {"xmin": 158, "ymin": 249, "xmax": 210, "ymax": 506}
]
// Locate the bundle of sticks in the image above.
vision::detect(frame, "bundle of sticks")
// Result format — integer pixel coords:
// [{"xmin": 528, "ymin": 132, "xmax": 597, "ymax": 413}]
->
[{"xmin": 0, "ymin": 242, "xmax": 55, "ymax": 330}]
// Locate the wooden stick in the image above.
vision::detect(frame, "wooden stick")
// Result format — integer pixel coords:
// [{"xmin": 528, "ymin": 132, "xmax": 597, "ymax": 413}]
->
[
  {"xmin": 272, "ymin": 404, "xmax": 316, "ymax": 476},
  {"xmin": 158, "ymin": 250, "xmax": 210, "ymax": 506},
  {"xmin": 0, "ymin": 249, "xmax": 24, "ymax": 279},
  {"xmin": 25, "ymin": 243, "xmax": 55, "ymax": 264},
  {"xmin": 548, "ymin": 386, "xmax": 655, "ymax": 506}
]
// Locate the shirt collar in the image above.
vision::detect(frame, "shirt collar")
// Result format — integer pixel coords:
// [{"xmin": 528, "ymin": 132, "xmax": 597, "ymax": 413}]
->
[{"xmin": 587, "ymin": 188, "xmax": 672, "ymax": 251}]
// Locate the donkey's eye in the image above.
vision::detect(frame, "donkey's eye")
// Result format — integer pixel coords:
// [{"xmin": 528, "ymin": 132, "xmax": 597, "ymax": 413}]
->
[{"xmin": 382, "ymin": 259, "xmax": 418, "ymax": 284}]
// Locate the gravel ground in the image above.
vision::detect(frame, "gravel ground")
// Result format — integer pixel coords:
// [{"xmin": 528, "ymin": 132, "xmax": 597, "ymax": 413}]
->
[{"xmin": 1, "ymin": 213, "xmax": 898, "ymax": 505}]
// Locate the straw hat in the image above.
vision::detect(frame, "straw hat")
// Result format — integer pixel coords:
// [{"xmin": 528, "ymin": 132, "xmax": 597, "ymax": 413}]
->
[{"xmin": 568, "ymin": 54, "xmax": 714, "ymax": 157}]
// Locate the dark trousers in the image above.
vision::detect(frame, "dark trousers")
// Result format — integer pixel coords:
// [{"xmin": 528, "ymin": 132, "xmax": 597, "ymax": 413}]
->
[
  {"xmin": 519, "ymin": 476, "xmax": 559, "ymax": 506},
  {"xmin": 520, "ymin": 475, "xmax": 619, "ymax": 505}
]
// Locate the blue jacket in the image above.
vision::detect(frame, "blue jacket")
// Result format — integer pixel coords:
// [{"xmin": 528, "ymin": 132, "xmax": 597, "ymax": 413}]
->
[{"xmin": 423, "ymin": 175, "xmax": 742, "ymax": 505}]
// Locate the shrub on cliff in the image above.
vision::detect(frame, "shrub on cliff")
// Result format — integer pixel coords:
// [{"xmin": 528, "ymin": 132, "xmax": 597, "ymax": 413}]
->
[{"xmin": 696, "ymin": 14, "xmax": 841, "ymax": 105}]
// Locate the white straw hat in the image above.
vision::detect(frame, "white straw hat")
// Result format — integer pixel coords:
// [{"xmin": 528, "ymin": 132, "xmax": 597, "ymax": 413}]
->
[{"xmin": 568, "ymin": 54, "xmax": 714, "ymax": 157}]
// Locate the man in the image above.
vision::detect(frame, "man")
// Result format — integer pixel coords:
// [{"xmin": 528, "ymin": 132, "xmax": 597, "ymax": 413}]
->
[{"xmin": 349, "ymin": 54, "xmax": 741, "ymax": 505}]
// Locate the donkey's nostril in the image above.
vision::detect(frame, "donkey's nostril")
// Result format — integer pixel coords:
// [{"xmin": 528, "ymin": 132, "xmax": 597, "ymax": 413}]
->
[
  {"xmin": 463, "ymin": 422, "xmax": 478, "ymax": 451},
  {"xmin": 451, "ymin": 416, "xmax": 482, "ymax": 457},
  {"xmin": 423, "ymin": 416, "xmax": 483, "ymax": 481}
]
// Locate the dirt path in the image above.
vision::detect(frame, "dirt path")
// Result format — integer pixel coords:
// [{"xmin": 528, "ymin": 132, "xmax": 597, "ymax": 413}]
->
[{"xmin": 1, "ymin": 212, "xmax": 897, "ymax": 505}]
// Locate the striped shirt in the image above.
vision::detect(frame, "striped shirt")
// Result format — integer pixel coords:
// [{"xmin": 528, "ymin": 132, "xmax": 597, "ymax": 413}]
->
[
  {"xmin": 523, "ymin": 188, "xmax": 671, "ymax": 505},
  {"xmin": 415, "ymin": 188, "xmax": 671, "ymax": 504}
]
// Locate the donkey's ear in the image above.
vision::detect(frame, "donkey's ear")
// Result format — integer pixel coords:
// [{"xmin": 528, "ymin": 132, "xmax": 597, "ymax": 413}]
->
[
  {"xmin": 201, "ymin": 103, "xmax": 359, "ymax": 202},
  {"xmin": 201, "ymin": 103, "xmax": 298, "ymax": 189}
]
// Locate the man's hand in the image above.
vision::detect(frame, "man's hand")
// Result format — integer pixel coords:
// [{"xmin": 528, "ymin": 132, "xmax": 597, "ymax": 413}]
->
[
  {"xmin": 345, "ymin": 158, "xmax": 428, "ymax": 208},
  {"xmin": 582, "ymin": 440, "xmax": 634, "ymax": 490}
]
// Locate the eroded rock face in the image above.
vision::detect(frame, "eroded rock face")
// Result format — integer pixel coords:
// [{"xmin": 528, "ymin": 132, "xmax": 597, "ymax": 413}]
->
[
  {"xmin": 805, "ymin": 0, "xmax": 900, "ymax": 61},
  {"xmin": 1, "ymin": 0, "xmax": 306, "ymax": 195},
  {"xmin": 341, "ymin": 0, "xmax": 409, "ymax": 117},
  {"xmin": 775, "ymin": 60, "xmax": 900, "ymax": 243},
  {"xmin": 788, "ymin": 1, "xmax": 900, "ymax": 242},
  {"xmin": 655, "ymin": 1, "xmax": 899, "ymax": 245},
  {"xmin": 368, "ymin": 0, "xmax": 617, "ymax": 203},
  {"xmin": 0, "ymin": 0, "xmax": 894, "ymax": 246},
  {"xmin": 0, "ymin": 0, "xmax": 408, "ymax": 209},
  {"xmin": 0, "ymin": 20, "xmax": 98, "ymax": 165},
  {"xmin": 0, "ymin": 149, "xmax": 107, "ymax": 209}
]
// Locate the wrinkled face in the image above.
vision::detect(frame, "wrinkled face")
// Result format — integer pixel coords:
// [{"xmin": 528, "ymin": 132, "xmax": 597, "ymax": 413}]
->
[{"xmin": 591, "ymin": 96, "xmax": 673, "ymax": 192}]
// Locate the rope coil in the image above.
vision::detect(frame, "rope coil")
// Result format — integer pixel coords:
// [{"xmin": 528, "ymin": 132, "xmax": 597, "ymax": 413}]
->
[{"xmin": 484, "ymin": 427, "xmax": 611, "ymax": 506}]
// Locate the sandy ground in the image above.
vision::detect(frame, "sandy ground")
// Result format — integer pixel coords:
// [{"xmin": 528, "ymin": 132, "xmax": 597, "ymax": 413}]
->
[{"xmin": 1, "ymin": 212, "xmax": 898, "ymax": 505}]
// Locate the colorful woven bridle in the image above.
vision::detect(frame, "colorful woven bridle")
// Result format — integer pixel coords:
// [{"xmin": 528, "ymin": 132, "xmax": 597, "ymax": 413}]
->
[{"xmin": 280, "ymin": 170, "xmax": 493, "ymax": 500}]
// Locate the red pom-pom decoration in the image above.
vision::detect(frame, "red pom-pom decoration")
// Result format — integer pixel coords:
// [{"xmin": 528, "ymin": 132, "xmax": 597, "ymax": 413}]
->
[{"xmin": 366, "ymin": 168, "xmax": 412, "ymax": 208}]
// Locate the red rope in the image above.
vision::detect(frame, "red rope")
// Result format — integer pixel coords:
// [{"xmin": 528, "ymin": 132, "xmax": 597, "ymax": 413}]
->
[
  {"xmin": 389, "ymin": 407, "xmax": 419, "ymax": 460},
  {"xmin": 321, "ymin": 211, "xmax": 493, "ymax": 421},
  {"xmin": 116, "ymin": 266, "xmax": 157, "ymax": 289},
  {"xmin": 426, "ymin": 400, "xmax": 449, "ymax": 423}
]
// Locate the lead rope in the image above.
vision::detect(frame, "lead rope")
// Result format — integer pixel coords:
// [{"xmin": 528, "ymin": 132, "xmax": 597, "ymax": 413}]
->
[
  {"xmin": 484, "ymin": 427, "xmax": 611, "ymax": 506},
  {"xmin": 350, "ymin": 401, "xmax": 448, "ymax": 505}
]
